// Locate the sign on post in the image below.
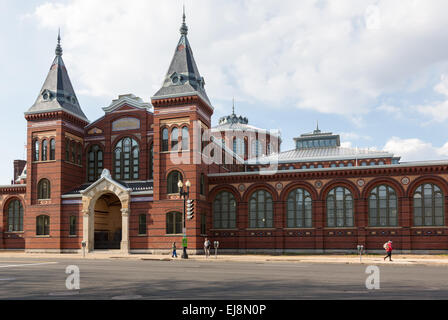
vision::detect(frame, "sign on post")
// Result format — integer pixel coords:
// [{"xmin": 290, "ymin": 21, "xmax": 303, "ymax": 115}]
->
[
  {"xmin": 182, "ymin": 237, "xmax": 188, "ymax": 248},
  {"xmin": 357, "ymin": 244, "xmax": 364, "ymax": 263}
]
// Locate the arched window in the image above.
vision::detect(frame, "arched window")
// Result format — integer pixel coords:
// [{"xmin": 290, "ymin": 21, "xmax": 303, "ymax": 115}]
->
[
  {"xmin": 114, "ymin": 137, "xmax": 139, "ymax": 180},
  {"xmin": 251, "ymin": 140, "xmax": 262, "ymax": 157},
  {"xmin": 249, "ymin": 190, "xmax": 273, "ymax": 228},
  {"xmin": 87, "ymin": 145, "xmax": 104, "ymax": 182},
  {"xmin": 149, "ymin": 143, "xmax": 153, "ymax": 179},
  {"xmin": 413, "ymin": 183, "xmax": 444, "ymax": 226},
  {"xmin": 232, "ymin": 138, "xmax": 245, "ymax": 156},
  {"xmin": 171, "ymin": 127, "xmax": 179, "ymax": 151},
  {"xmin": 181, "ymin": 126, "xmax": 189, "ymax": 150},
  {"xmin": 200, "ymin": 173, "xmax": 205, "ymax": 195},
  {"xmin": 33, "ymin": 140, "xmax": 39, "ymax": 161},
  {"xmin": 50, "ymin": 139, "xmax": 56, "ymax": 160},
  {"xmin": 71, "ymin": 140, "xmax": 76, "ymax": 163},
  {"xmin": 65, "ymin": 139, "xmax": 70, "ymax": 161},
  {"xmin": 138, "ymin": 214, "xmax": 147, "ymax": 235},
  {"xmin": 213, "ymin": 191, "xmax": 236, "ymax": 229},
  {"xmin": 166, "ymin": 212, "xmax": 182, "ymax": 234},
  {"xmin": 287, "ymin": 188, "xmax": 312, "ymax": 228},
  {"xmin": 326, "ymin": 187, "xmax": 353, "ymax": 227},
  {"xmin": 41, "ymin": 140, "xmax": 48, "ymax": 161},
  {"xmin": 368, "ymin": 185, "xmax": 398, "ymax": 227},
  {"xmin": 167, "ymin": 170, "xmax": 182, "ymax": 194},
  {"xmin": 36, "ymin": 215, "xmax": 50, "ymax": 236},
  {"xmin": 38, "ymin": 179, "xmax": 51, "ymax": 200},
  {"xmin": 161, "ymin": 128, "xmax": 169, "ymax": 151},
  {"xmin": 77, "ymin": 143, "xmax": 82, "ymax": 165},
  {"xmin": 7, "ymin": 199, "xmax": 23, "ymax": 232}
]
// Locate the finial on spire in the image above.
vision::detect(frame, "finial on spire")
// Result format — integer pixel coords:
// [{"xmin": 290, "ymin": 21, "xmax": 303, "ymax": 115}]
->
[
  {"xmin": 232, "ymin": 97, "xmax": 235, "ymax": 115},
  {"xmin": 55, "ymin": 28, "xmax": 63, "ymax": 56},
  {"xmin": 180, "ymin": 5, "xmax": 188, "ymax": 35},
  {"xmin": 314, "ymin": 120, "xmax": 321, "ymax": 134}
]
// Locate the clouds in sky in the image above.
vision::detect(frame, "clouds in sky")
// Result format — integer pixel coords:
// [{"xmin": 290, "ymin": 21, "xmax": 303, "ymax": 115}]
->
[
  {"xmin": 29, "ymin": 0, "xmax": 448, "ymax": 117},
  {"xmin": 14, "ymin": 0, "xmax": 448, "ymax": 168},
  {"xmin": 384, "ymin": 137, "xmax": 448, "ymax": 162}
]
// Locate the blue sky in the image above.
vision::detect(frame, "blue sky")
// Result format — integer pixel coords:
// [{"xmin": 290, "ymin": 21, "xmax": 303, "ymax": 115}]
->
[{"xmin": 2, "ymin": 0, "xmax": 448, "ymax": 184}]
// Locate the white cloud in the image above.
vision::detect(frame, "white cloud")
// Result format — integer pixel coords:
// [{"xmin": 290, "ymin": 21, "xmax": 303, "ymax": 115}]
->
[
  {"xmin": 414, "ymin": 74, "xmax": 448, "ymax": 122},
  {"xmin": 27, "ymin": 0, "xmax": 448, "ymax": 117},
  {"xmin": 383, "ymin": 137, "xmax": 448, "ymax": 161}
]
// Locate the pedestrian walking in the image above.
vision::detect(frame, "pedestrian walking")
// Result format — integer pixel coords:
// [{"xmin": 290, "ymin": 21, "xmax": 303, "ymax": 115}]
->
[
  {"xmin": 383, "ymin": 240, "xmax": 393, "ymax": 261},
  {"xmin": 172, "ymin": 241, "xmax": 178, "ymax": 258},
  {"xmin": 204, "ymin": 238, "xmax": 211, "ymax": 258}
]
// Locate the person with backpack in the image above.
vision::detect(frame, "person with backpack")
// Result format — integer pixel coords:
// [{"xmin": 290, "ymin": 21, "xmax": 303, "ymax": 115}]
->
[
  {"xmin": 383, "ymin": 240, "xmax": 393, "ymax": 261},
  {"xmin": 204, "ymin": 238, "xmax": 211, "ymax": 258}
]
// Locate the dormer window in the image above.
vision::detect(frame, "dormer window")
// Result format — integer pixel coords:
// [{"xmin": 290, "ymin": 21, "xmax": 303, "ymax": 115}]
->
[
  {"xmin": 42, "ymin": 90, "xmax": 53, "ymax": 101},
  {"xmin": 170, "ymin": 72, "xmax": 182, "ymax": 85}
]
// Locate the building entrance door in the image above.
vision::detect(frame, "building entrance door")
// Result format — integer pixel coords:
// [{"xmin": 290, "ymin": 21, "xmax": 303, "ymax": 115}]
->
[{"xmin": 93, "ymin": 193, "xmax": 122, "ymax": 249}]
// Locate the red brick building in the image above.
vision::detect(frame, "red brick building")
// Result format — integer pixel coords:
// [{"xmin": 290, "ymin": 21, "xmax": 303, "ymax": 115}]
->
[{"xmin": 1, "ymin": 17, "xmax": 448, "ymax": 254}]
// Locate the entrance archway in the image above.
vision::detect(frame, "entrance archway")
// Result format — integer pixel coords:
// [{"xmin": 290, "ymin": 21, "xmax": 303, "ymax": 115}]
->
[
  {"xmin": 81, "ymin": 169, "xmax": 131, "ymax": 253},
  {"xmin": 93, "ymin": 193, "xmax": 122, "ymax": 249}
]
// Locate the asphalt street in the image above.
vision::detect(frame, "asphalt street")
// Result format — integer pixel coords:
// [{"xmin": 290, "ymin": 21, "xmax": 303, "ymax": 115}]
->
[{"xmin": 0, "ymin": 257, "xmax": 447, "ymax": 299}]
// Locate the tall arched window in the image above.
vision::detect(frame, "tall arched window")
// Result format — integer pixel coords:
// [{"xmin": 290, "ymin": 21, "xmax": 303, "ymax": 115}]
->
[
  {"xmin": 167, "ymin": 170, "xmax": 182, "ymax": 194},
  {"xmin": 36, "ymin": 215, "xmax": 50, "ymax": 236},
  {"xmin": 249, "ymin": 190, "xmax": 273, "ymax": 228},
  {"xmin": 50, "ymin": 139, "xmax": 56, "ymax": 160},
  {"xmin": 369, "ymin": 185, "xmax": 398, "ymax": 227},
  {"xmin": 213, "ymin": 191, "xmax": 236, "ymax": 229},
  {"xmin": 171, "ymin": 127, "xmax": 179, "ymax": 151},
  {"xmin": 181, "ymin": 126, "xmax": 189, "ymax": 150},
  {"xmin": 149, "ymin": 143, "xmax": 153, "ymax": 179},
  {"xmin": 161, "ymin": 128, "xmax": 169, "ymax": 151},
  {"xmin": 41, "ymin": 140, "xmax": 48, "ymax": 161},
  {"xmin": 233, "ymin": 138, "xmax": 245, "ymax": 156},
  {"xmin": 33, "ymin": 140, "xmax": 39, "ymax": 161},
  {"xmin": 166, "ymin": 212, "xmax": 182, "ymax": 234},
  {"xmin": 77, "ymin": 143, "xmax": 82, "ymax": 165},
  {"xmin": 71, "ymin": 140, "xmax": 76, "ymax": 163},
  {"xmin": 287, "ymin": 188, "xmax": 312, "ymax": 228},
  {"xmin": 7, "ymin": 199, "xmax": 23, "ymax": 232},
  {"xmin": 65, "ymin": 139, "xmax": 70, "ymax": 161},
  {"xmin": 413, "ymin": 183, "xmax": 444, "ymax": 226},
  {"xmin": 114, "ymin": 137, "xmax": 139, "ymax": 180},
  {"xmin": 251, "ymin": 140, "xmax": 262, "ymax": 157},
  {"xmin": 38, "ymin": 179, "xmax": 51, "ymax": 200},
  {"xmin": 200, "ymin": 173, "xmax": 205, "ymax": 195},
  {"xmin": 87, "ymin": 145, "xmax": 104, "ymax": 182},
  {"xmin": 326, "ymin": 187, "xmax": 353, "ymax": 227}
]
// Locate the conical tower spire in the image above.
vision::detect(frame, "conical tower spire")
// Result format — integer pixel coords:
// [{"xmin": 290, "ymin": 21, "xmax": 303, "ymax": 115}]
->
[
  {"xmin": 152, "ymin": 7, "xmax": 212, "ymax": 108},
  {"xmin": 25, "ymin": 30, "xmax": 88, "ymax": 122}
]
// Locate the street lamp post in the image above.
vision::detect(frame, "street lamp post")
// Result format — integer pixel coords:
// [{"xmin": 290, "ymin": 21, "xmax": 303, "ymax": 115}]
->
[{"xmin": 178, "ymin": 180, "xmax": 191, "ymax": 259}]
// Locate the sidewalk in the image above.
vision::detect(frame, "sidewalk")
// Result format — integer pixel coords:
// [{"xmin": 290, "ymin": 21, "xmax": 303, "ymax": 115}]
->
[{"xmin": 1, "ymin": 251, "xmax": 448, "ymax": 266}]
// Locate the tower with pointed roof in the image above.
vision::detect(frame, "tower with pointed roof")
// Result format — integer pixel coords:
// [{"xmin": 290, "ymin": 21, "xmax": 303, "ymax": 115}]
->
[
  {"xmin": 24, "ymin": 32, "xmax": 88, "ymax": 251},
  {"xmin": 150, "ymin": 9, "xmax": 214, "ymax": 250}
]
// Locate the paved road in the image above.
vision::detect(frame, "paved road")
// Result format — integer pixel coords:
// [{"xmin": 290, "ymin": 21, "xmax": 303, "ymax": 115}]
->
[{"xmin": 0, "ymin": 257, "xmax": 447, "ymax": 299}]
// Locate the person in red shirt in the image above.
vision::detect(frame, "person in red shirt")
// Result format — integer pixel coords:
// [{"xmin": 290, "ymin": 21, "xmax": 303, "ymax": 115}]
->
[{"xmin": 383, "ymin": 240, "xmax": 393, "ymax": 261}]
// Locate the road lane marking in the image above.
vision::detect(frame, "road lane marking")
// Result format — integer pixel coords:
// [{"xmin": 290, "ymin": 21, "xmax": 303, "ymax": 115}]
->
[
  {"xmin": 49, "ymin": 291, "xmax": 80, "ymax": 296},
  {"xmin": 112, "ymin": 295, "xmax": 143, "ymax": 300},
  {"xmin": 0, "ymin": 262, "xmax": 58, "ymax": 268}
]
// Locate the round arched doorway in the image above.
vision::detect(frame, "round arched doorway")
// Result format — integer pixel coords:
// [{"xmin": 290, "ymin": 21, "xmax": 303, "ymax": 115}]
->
[{"xmin": 93, "ymin": 193, "xmax": 122, "ymax": 249}]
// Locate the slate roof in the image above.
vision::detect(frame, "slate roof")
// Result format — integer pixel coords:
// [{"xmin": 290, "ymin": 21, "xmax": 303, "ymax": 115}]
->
[
  {"xmin": 248, "ymin": 146, "xmax": 394, "ymax": 164},
  {"xmin": 25, "ymin": 33, "xmax": 88, "ymax": 122},
  {"xmin": 152, "ymin": 13, "xmax": 212, "ymax": 107},
  {"xmin": 63, "ymin": 181, "xmax": 153, "ymax": 196}
]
